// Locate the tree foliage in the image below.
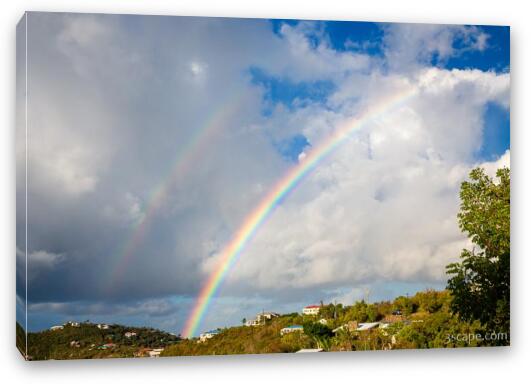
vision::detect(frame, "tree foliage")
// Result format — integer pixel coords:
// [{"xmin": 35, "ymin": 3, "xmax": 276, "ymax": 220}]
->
[{"xmin": 446, "ymin": 167, "xmax": 510, "ymax": 341}]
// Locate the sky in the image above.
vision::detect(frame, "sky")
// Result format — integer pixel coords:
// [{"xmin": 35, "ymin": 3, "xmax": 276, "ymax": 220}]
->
[{"xmin": 16, "ymin": 13, "xmax": 510, "ymax": 336}]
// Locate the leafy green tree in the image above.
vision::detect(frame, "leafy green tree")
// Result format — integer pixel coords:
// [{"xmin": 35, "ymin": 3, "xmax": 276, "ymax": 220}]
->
[
  {"xmin": 413, "ymin": 290, "xmax": 449, "ymax": 314},
  {"xmin": 393, "ymin": 296, "xmax": 417, "ymax": 315},
  {"xmin": 446, "ymin": 167, "xmax": 510, "ymax": 341},
  {"xmin": 366, "ymin": 304, "xmax": 380, "ymax": 322},
  {"xmin": 302, "ymin": 322, "xmax": 333, "ymax": 350},
  {"xmin": 303, "ymin": 322, "xmax": 333, "ymax": 339}
]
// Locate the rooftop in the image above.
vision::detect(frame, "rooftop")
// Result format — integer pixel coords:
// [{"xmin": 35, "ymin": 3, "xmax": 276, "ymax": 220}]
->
[{"xmin": 356, "ymin": 322, "xmax": 381, "ymax": 331}]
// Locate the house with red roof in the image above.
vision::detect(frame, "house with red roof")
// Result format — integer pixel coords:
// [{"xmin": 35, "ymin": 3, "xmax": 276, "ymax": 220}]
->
[{"xmin": 302, "ymin": 305, "xmax": 320, "ymax": 316}]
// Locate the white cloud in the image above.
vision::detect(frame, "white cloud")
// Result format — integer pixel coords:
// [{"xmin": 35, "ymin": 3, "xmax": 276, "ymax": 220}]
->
[
  {"xmin": 17, "ymin": 247, "xmax": 65, "ymax": 268},
  {"xmin": 58, "ymin": 15, "xmax": 111, "ymax": 47},
  {"xmin": 479, "ymin": 149, "xmax": 510, "ymax": 179},
  {"xmin": 17, "ymin": 247, "xmax": 66, "ymax": 282},
  {"xmin": 216, "ymin": 67, "xmax": 509, "ymax": 293},
  {"xmin": 262, "ymin": 21, "xmax": 372, "ymax": 82},
  {"xmin": 29, "ymin": 250, "xmax": 65, "ymax": 266},
  {"xmin": 383, "ymin": 24, "xmax": 491, "ymax": 72},
  {"xmin": 189, "ymin": 61, "xmax": 208, "ymax": 76}
]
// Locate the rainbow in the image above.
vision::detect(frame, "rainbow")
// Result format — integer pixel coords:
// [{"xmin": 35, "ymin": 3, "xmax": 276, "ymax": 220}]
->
[
  {"xmin": 182, "ymin": 86, "xmax": 418, "ymax": 338},
  {"xmin": 108, "ymin": 88, "xmax": 248, "ymax": 288}
]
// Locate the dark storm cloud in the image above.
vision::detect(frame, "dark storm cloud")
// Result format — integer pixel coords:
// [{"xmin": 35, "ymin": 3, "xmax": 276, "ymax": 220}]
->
[{"xmin": 18, "ymin": 13, "xmax": 293, "ymax": 304}]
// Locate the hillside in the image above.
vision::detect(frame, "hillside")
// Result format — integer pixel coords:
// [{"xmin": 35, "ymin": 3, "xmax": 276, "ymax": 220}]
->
[
  {"xmin": 162, "ymin": 289, "xmax": 503, "ymax": 357},
  {"xmin": 20, "ymin": 321, "xmax": 180, "ymax": 360},
  {"xmin": 18, "ymin": 289, "xmax": 508, "ymax": 361}
]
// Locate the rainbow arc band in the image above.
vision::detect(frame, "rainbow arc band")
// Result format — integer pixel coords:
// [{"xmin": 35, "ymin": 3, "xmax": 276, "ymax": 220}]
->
[
  {"xmin": 182, "ymin": 86, "xmax": 418, "ymax": 338},
  {"xmin": 108, "ymin": 88, "xmax": 249, "ymax": 289}
]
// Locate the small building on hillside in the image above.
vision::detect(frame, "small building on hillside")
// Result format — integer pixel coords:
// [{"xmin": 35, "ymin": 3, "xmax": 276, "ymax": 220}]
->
[
  {"xmin": 333, "ymin": 321, "xmax": 380, "ymax": 332},
  {"xmin": 97, "ymin": 324, "xmax": 110, "ymax": 330},
  {"xmin": 133, "ymin": 348, "xmax": 151, "ymax": 358},
  {"xmin": 356, "ymin": 322, "xmax": 381, "ymax": 331},
  {"xmin": 98, "ymin": 343, "xmax": 116, "ymax": 350},
  {"xmin": 65, "ymin": 321, "xmax": 80, "ymax": 327},
  {"xmin": 124, "ymin": 331, "xmax": 137, "ymax": 338},
  {"xmin": 256, "ymin": 311, "xmax": 280, "ymax": 322},
  {"xmin": 280, "ymin": 325, "xmax": 304, "ymax": 336},
  {"xmin": 295, "ymin": 348, "xmax": 323, "ymax": 353},
  {"xmin": 245, "ymin": 318, "xmax": 260, "ymax": 327},
  {"xmin": 246, "ymin": 311, "xmax": 280, "ymax": 326},
  {"xmin": 63, "ymin": 321, "xmax": 79, "ymax": 327},
  {"xmin": 50, "ymin": 325, "xmax": 64, "ymax": 331},
  {"xmin": 148, "ymin": 348, "xmax": 164, "ymax": 357},
  {"xmin": 199, "ymin": 329, "xmax": 220, "ymax": 342},
  {"xmin": 245, "ymin": 319, "xmax": 260, "ymax": 327},
  {"xmin": 332, "ymin": 321, "xmax": 358, "ymax": 333},
  {"xmin": 302, "ymin": 305, "xmax": 320, "ymax": 316}
]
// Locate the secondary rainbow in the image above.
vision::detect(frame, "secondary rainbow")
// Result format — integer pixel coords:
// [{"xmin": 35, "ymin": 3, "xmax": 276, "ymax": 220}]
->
[
  {"xmin": 182, "ymin": 86, "xmax": 418, "ymax": 338},
  {"xmin": 108, "ymin": 88, "xmax": 248, "ymax": 288}
]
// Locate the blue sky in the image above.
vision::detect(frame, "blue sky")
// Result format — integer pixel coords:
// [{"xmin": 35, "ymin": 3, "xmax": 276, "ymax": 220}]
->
[
  {"xmin": 445, "ymin": 25, "xmax": 510, "ymax": 72},
  {"xmin": 18, "ymin": 13, "xmax": 510, "ymax": 335},
  {"xmin": 271, "ymin": 20, "xmax": 509, "ymax": 71},
  {"xmin": 264, "ymin": 20, "xmax": 509, "ymax": 163}
]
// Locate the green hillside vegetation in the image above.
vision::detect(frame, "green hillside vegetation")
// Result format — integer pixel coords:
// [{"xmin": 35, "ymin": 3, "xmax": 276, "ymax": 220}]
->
[
  {"xmin": 161, "ymin": 289, "xmax": 497, "ymax": 357},
  {"xmin": 16, "ymin": 322, "xmax": 26, "ymax": 357},
  {"xmin": 22, "ymin": 322, "xmax": 180, "ymax": 360},
  {"xmin": 20, "ymin": 289, "xmax": 500, "ymax": 360},
  {"xmin": 163, "ymin": 313, "xmax": 310, "ymax": 356}
]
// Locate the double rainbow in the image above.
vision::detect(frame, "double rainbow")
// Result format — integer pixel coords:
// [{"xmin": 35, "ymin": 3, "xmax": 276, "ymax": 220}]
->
[{"xmin": 182, "ymin": 85, "xmax": 418, "ymax": 338}]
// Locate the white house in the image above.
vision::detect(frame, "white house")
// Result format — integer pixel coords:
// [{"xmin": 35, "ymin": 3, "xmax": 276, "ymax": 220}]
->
[
  {"xmin": 295, "ymin": 348, "xmax": 323, "ymax": 353},
  {"xmin": 280, "ymin": 325, "xmax": 304, "ymax": 336},
  {"xmin": 66, "ymin": 321, "xmax": 80, "ymax": 327},
  {"xmin": 199, "ymin": 329, "xmax": 220, "ymax": 342},
  {"xmin": 97, "ymin": 324, "xmax": 110, "ymax": 330},
  {"xmin": 124, "ymin": 331, "xmax": 137, "ymax": 338},
  {"xmin": 356, "ymin": 322, "xmax": 381, "ymax": 331},
  {"xmin": 256, "ymin": 312, "xmax": 279, "ymax": 321},
  {"xmin": 333, "ymin": 321, "xmax": 380, "ymax": 333},
  {"xmin": 50, "ymin": 325, "xmax": 64, "ymax": 331},
  {"xmin": 245, "ymin": 311, "xmax": 280, "ymax": 326},
  {"xmin": 245, "ymin": 318, "xmax": 261, "ymax": 327},
  {"xmin": 148, "ymin": 348, "xmax": 164, "ymax": 357},
  {"xmin": 302, "ymin": 305, "xmax": 320, "ymax": 316}
]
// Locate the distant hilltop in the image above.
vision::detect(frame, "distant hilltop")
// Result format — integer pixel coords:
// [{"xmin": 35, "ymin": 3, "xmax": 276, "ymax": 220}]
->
[{"xmin": 17, "ymin": 321, "xmax": 180, "ymax": 360}]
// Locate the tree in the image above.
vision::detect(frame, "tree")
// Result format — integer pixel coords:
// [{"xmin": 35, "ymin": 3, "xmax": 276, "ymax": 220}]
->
[
  {"xmin": 303, "ymin": 322, "xmax": 333, "ymax": 350},
  {"xmin": 446, "ymin": 167, "xmax": 510, "ymax": 341},
  {"xmin": 413, "ymin": 289, "xmax": 449, "ymax": 314},
  {"xmin": 393, "ymin": 296, "xmax": 417, "ymax": 315},
  {"xmin": 303, "ymin": 322, "xmax": 333, "ymax": 339}
]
